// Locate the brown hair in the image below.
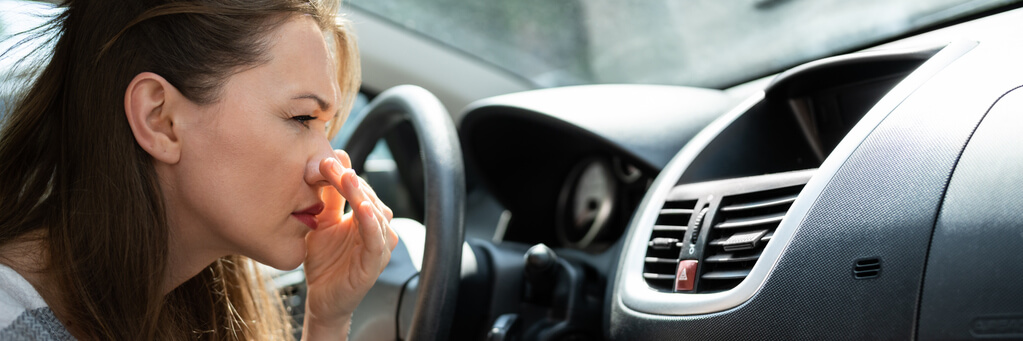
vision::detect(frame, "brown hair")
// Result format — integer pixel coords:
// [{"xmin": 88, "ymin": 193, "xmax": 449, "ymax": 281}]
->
[{"xmin": 0, "ymin": 0, "xmax": 359, "ymax": 339}]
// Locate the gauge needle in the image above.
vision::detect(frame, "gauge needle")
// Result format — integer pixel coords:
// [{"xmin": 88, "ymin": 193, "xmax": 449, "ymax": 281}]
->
[{"xmin": 576, "ymin": 201, "xmax": 599, "ymax": 228}]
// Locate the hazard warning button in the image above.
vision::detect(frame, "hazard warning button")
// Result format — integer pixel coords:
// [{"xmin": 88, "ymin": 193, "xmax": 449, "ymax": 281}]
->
[{"xmin": 675, "ymin": 260, "xmax": 698, "ymax": 292}]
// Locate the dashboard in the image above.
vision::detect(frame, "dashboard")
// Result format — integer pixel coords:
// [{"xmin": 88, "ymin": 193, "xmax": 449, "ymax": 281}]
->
[
  {"xmin": 458, "ymin": 85, "xmax": 731, "ymax": 252},
  {"xmin": 458, "ymin": 45, "xmax": 934, "ymax": 253},
  {"xmin": 448, "ymin": 6, "xmax": 1023, "ymax": 340}
]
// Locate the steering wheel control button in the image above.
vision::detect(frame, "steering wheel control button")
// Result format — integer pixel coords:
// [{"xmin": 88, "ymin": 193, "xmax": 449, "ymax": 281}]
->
[{"xmin": 674, "ymin": 260, "xmax": 699, "ymax": 292}]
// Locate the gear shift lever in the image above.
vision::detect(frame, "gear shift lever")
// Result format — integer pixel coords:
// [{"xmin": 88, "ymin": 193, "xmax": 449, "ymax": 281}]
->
[{"xmin": 523, "ymin": 243, "xmax": 558, "ymax": 304}]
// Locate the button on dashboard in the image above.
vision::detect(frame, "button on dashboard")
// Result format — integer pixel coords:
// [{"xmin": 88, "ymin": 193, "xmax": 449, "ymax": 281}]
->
[{"xmin": 675, "ymin": 260, "xmax": 698, "ymax": 292}]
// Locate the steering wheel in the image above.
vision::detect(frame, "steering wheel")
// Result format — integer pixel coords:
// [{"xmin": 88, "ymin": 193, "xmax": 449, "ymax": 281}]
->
[{"xmin": 341, "ymin": 85, "xmax": 465, "ymax": 341}]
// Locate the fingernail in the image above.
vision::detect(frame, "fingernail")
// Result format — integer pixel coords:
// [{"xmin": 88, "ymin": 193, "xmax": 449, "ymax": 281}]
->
[
  {"xmin": 346, "ymin": 170, "xmax": 359, "ymax": 189},
  {"xmin": 330, "ymin": 158, "xmax": 343, "ymax": 176}
]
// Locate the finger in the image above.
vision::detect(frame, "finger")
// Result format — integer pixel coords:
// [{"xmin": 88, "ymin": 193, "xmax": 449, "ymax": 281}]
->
[
  {"xmin": 371, "ymin": 213, "xmax": 392, "ymax": 253},
  {"xmin": 334, "ymin": 149, "xmax": 353, "ymax": 169},
  {"xmin": 318, "ymin": 158, "xmax": 347, "ymax": 215},
  {"xmin": 344, "ymin": 176, "xmax": 395, "ymax": 253},
  {"xmin": 332, "ymin": 156, "xmax": 391, "ymax": 245},
  {"xmin": 356, "ymin": 177, "xmax": 393, "ymax": 223},
  {"xmin": 357, "ymin": 201, "xmax": 386, "ymax": 264},
  {"xmin": 350, "ymin": 178, "xmax": 392, "ymax": 248},
  {"xmin": 337, "ymin": 169, "xmax": 371, "ymax": 210},
  {"xmin": 368, "ymin": 214, "xmax": 396, "ymax": 270},
  {"xmin": 384, "ymin": 224, "xmax": 399, "ymax": 251},
  {"xmin": 333, "ymin": 148, "xmax": 390, "ymax": 221},
  {"xmin": 357, "ymin": 177, "xmax": 394, "ymax": 222},
  {"xmin": 318, "ymin": 186, "xmax": 344, "ymax": 225},
  {"xmin": 336, "ymin": 169, "xmax": 393, "ymax": 239}
]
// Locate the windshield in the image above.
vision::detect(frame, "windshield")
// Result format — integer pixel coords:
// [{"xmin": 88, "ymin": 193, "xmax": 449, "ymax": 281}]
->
[{"xmin": 351, "ymin": 0, "xmax": 1019, "ymax": 88}]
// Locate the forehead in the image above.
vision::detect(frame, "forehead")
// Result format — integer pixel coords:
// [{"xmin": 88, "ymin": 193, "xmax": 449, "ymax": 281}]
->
[{"xmin": 222, "ymin": 16, "xmax": 339, "ymax": 109}]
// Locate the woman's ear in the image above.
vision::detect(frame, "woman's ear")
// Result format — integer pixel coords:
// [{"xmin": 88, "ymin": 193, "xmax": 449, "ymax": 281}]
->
[{"xmin": 124, "ymin": 72, "xmax": 183, "ymax": 164}]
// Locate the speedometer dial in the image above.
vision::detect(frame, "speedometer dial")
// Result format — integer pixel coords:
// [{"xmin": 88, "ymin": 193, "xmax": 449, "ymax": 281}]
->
[{"xmin": 557, "ymin": 158, "xmax": 616, "ymax": 249}]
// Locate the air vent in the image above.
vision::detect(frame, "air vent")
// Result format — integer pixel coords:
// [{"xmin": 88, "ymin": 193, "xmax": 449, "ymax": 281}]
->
[
  {"xmin": 642, "ymin": 199, "xmax": 698, "ymax": 291},
  {"xmin": 853, "ymin": 258, "xmax": 881, "ymax": 279},
  {"xmin": 699, "ymin": 185, "xmax": 805, "ymax": 292}
]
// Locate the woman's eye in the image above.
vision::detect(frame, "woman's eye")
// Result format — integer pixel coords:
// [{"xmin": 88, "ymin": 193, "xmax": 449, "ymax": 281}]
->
[{"xmin": 292, "ymin": 115, "xmax": 317, "ymax": 127}]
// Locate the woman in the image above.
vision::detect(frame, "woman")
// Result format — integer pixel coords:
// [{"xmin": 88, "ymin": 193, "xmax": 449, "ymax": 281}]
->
[{"xmin": 0, "ymin": 0, "xmax": 397, "ymax": 339}]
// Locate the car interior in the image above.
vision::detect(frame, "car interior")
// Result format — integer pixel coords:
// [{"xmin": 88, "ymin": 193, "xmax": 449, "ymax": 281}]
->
[{"xmin": 4, "ymin": 0, "xmax": 1023, "ymax": 340}]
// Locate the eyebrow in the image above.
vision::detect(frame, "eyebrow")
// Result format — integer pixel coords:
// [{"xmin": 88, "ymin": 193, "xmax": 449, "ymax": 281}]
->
[{"xmin": 292, "ymin": 94, "xmax": 331, "ymax": 112}]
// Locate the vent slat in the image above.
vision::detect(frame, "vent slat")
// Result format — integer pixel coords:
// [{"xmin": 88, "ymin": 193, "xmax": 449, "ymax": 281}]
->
[
  {"xmin": 652, "ymin": 225, "xmax": 687, "ymax": 232},
  {"xmin": 708, "ymin": 229, "xmax": 769, "ymax": 251},
  {"xmin": 645, "ymin": 257, "xmax": 678, "ymax": 264},
  {"xmin": 701, "ymin": 269, "xmax": 751, "ymax": 280},
  {"xmin": 705, "ymin": 252, "xmax": 761, "ymax": 263},
  {"xmin": 648, "ymin": 237, "xmax": 682, "ymax": 251},
  {"xmin": 761, "ymin": 231, "xmax": 774, "ymax": 242},
  {"xmin": 714, "ymin": 212, "xmax": 785, "ymax": 229},
  {"xmin": 719, "ymin": 194, "xmax": 798, "ymax": 212},
  {"xmin": 659, "ymin": 208, "xmax": 694, "ymax": 215},
  {"xmin": 643, "ymin": 273, "xmax": 676, "ymax": 280}
]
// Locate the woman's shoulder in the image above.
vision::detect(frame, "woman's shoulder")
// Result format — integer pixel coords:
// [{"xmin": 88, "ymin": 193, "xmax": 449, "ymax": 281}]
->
[
  {"xmin": 0, "ymin": 263, "xmax": 47, "ymax": 323},
  {"xmin": 0, "ymin": 264, "xmax": 74, "ymax": 340}
]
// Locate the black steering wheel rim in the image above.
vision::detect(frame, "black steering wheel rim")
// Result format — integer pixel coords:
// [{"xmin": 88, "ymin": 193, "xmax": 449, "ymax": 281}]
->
[{"xmin": 342, "ymin": 85, "xmax": 465, "ymax": 341}]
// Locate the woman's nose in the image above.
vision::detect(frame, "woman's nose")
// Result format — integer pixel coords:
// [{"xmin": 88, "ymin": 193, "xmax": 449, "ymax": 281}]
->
[{"xmin": 305, "ymin": 139, "xmax": 338, "ymax": 187}]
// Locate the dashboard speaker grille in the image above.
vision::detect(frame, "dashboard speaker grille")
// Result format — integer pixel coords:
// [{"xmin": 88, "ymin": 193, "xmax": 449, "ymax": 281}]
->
[
  {"xmin": 642, "ymin": 199, "xmax": 698, "ymax": 291},
  {"xmin": 699, "ymin": 185, "xmax": 805, "ymax": 292}
]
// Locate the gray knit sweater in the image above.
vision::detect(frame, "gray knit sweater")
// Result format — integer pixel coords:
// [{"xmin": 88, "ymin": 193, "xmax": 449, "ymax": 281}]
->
[{"xmin": 0, "ymin": 265, "xmax": 74, "ymax": 340}]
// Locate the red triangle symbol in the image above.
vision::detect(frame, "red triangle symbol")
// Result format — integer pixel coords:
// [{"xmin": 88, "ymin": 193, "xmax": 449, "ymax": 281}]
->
[{"xmin": 680, "ymin": 268, "xmax": 688, "ymax": 281}]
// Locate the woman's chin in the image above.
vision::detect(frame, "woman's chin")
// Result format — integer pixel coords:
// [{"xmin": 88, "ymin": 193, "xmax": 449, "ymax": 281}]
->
[{"xmin": 255, "ymin": 242, "xmax": 307, "ymax": 271}]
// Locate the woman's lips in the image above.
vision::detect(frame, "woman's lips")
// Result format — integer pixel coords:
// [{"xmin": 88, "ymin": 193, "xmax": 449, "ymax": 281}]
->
[{"xmin": 292, "ymin": 203, "xmax": 325, "ymax": 230}]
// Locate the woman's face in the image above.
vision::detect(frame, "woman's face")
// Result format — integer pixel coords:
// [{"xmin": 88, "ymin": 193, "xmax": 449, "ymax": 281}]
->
[{"xmin": 163, "ymin": 16, "xmax": 341, "ymax": 270}]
